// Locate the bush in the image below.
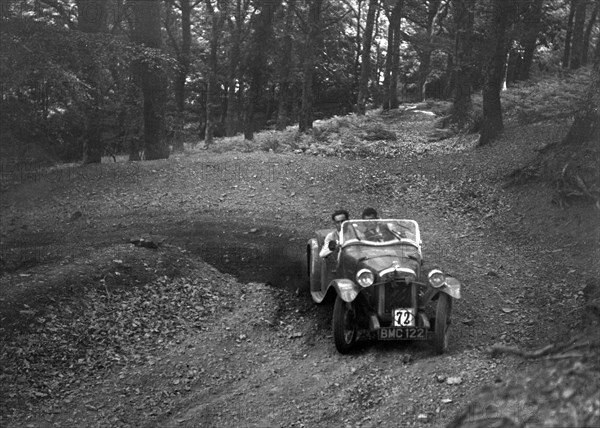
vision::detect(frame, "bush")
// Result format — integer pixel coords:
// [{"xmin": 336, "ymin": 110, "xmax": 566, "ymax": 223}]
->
[
  {"xmin": 363, "ymin": 123, "xmax": 397, "ymax": 141},
  {"xmin": 257, "ymin": 131, "xmax": 282, "ymax": 152},
  {"xmin": 209, "ymin": 136, "xmax": 258, "ymax": 153}
]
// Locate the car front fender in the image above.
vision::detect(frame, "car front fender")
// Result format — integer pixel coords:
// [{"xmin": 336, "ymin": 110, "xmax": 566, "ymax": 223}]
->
[
  {"xmin": 439, "ymin": 277, "xmax": 461, "ymax": 299},
  {"xmin": 419, "ymin": 277, "xmax": 461, "ymax": 306},
  {"xmin": 330, "ymin": 279, "xmax": 361, "ymax": 303},
  {"xmin": 307, "ymin": 238, "xmax": 322, "ymax": 294}
]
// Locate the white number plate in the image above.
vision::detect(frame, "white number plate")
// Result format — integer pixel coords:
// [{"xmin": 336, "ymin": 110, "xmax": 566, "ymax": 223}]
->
[
  {"xmin": 378, "ymin": 327, "xmax": 427, "ymax": 340},
  {"xmin": 393, "ymin": 308, "xmax": 416, "ymax": 327}
]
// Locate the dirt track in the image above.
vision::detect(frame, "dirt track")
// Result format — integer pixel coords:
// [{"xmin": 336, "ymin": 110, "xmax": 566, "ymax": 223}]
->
[{"xmin": 1, "ymin": 112, "xmax": 598, "ymax": 427}]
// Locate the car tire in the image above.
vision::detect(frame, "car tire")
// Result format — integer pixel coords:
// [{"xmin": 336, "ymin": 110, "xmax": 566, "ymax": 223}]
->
[
  {"xmin": 332, "ymin": 295, "xmax": 357, "ymax": 354},
  {"xmin": 434, "ymin": 292, "xmax": 450, "ymax": 355}
]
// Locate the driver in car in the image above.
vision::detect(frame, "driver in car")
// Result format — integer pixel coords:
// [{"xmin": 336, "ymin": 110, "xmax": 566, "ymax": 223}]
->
[
  {"xmin": 359, "ymin": 207, "xmax": 400, "ymax": 241},
  {"xmin": 319, "ymin": 209, "xmax": 349, "ymax": 258},
  {"xmin": 361, "ymin": 207, "xmax": 378, "ymax": 220}
]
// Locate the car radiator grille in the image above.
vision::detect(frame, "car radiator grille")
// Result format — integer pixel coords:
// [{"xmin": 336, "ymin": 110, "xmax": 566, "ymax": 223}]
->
[{"xmin": 376, "ymin": 282, "xmax": 415, "ymax": 321}]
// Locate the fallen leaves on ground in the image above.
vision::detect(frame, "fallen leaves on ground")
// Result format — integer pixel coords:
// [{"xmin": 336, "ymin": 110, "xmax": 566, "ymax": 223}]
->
[{"xmin": 0, "ymin": 250, "xmax": 233, "ymax": 417}]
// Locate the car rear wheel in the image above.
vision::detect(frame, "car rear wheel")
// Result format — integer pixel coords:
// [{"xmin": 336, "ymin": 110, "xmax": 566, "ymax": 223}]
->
[
  {"xmin": 434, "ymin": 293, "xmax": 450, "ymax": 355},
  {"xmin": 332, "ymin": 295, "xmax": 357, "ymax": 354}
]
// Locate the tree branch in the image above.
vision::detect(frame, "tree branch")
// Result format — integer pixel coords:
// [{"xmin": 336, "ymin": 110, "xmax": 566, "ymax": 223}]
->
[{"xmin": 322, "ymin": 9, "xmax": 352, "ymax": 30}]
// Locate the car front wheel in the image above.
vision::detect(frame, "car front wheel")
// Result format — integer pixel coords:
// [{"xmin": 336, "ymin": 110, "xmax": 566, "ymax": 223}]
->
[
  {"xmin": 332, "ymin": 295, "xmax": 357, "ymax": 354},
  {"xmin": 434, "ymin": 292, "xmax": 450, "ymax": 355}
]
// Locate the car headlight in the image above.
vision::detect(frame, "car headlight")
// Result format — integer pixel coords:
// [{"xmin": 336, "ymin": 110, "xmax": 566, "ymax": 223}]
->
[
  {"xmin": 356, "ymin": 269, "xmax": 375, "ymax": 287},
  {"xmin": 428, "ymin": 269, "xmax": 446, "ymax": 288}
]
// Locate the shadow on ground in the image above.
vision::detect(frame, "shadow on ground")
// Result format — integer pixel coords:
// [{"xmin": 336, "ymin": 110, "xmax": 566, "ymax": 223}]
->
[{"xmin": 172, "ymin": 219, "xmax": 310, "ymax": 293}]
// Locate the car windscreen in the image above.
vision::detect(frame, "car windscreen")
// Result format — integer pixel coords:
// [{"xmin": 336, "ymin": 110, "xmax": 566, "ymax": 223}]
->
[
  {"xmin": 343, "ymin": 243, "xmax": 421, "ymax": 261},
  {"xmin": 341, "ymin": 219, "xmax": 419, "ymax": 245}
]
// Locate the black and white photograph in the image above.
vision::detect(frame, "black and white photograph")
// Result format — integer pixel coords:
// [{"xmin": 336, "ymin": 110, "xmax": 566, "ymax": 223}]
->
[{"xmin": 1, "ymin": 0, "xmax": 599, "ymax": 426}]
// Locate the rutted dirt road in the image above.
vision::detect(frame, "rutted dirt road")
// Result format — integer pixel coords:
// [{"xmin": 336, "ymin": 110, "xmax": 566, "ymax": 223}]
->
[{"xmin": 1, "ymin": 113, "xmax": 598, "ymax": 427}]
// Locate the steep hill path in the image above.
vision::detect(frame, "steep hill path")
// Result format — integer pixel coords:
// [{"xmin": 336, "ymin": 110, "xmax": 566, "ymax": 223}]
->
[{"xmin": 1, "ymin": 109, "xmax": 598, "ymax": 427}]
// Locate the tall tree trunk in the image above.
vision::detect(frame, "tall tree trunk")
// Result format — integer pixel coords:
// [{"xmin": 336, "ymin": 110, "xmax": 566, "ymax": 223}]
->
[
  {"xmin": 389, "ymin": 0, "xmax": 402, "ymax": 109},
  {"xmin": 299, "ymin": 0, "xmax": 323, "ymax": 132},
  {"xmin": 479, "ymin": 0, "xmax": 511, "ymax": 146},
  {"xmin": 276, "ymin": 0, "xmax": 295, "ymax": 130},
  {"xmin": 225, "ymin": 0, "xmax": 243, "ymax": 136},
  {"xmin": 563, "ymin": 0, "xmax": 579, "ymax": 68},
  {"xmin": 77, "ymin": 0, "xmax": 107, "ymax": 164},
  {"xmin": 372, "ymin": 4, "xmax": 382, "ymax": 105},
  {"xmin": 570, "ymin": 0, "xmax": 588, "ymax": 69},
  {"xmin": 132, "ymin": 0, "xmax": 169, "ymax": 160},
  {"xmin": 501, "ymin": 37, "xmax": 511, "ymax": 90},
  {"xmin": 419, "ymin": 0, "xmax": 442, "ymax": 101},
  {"xmin": 224, "ymin": 79, "xmax": 239, "ymax": 137},
  {"xmin": 382, "ymin": 0, "xmax": 402, "ymax": 111},
  {"xmin": 205, "ymin": 65, "xmax": 218, "ymax": 147},
  {"xmin": 444, "ymin": 54, "xmax": 455, "ymax": 98},
  {"xmin": 205, "ymin": 0, "xmax": 226, "ymax": 146},
  {"xmin": 518, "ymin": 0, "xmax": 544, "ymax": 81},
  {"xmin": 451, "ymin": 0, "xmax": 475, "ymax": 127},
  {"xmin": 164, "ymin": 0, "xmax": 190, "ymax": 152},
  {"xmin": 244, "ymin": 0, "xmax": 279, "ymax": 140},
  {"xmin": 419, "ymin": 52, "xmax": 431, "ymax": 101},
  {"xmin": 582, "ymin": 1, "xmax": 599, "ymax": 65},
  {"xmin": 354, "ymin": 0, "xmax": 363, "ymax": 100},
  {"xmin": 381, "ymin": 9, "xmax": 395, "ymax": 111},
  {"xmin": 174, "ymin": 0, "xmax": 191, "ymax": 113},
  {"xmin": 171, "ymin": 0, "xmax": 192, "ymax": 152},
  {"xmin": 266, "ymin": 83, "xmax": 277, "ymax": 121},
  {"xmin": 357, "ymin": 0, "xmax": 378, "ymax": 115}
]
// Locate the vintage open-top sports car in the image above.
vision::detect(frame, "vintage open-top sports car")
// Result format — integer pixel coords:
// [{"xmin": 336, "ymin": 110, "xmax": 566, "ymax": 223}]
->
[{"xmin": 306, "ymin": 219, "xmax": 461, "ymax": 354}]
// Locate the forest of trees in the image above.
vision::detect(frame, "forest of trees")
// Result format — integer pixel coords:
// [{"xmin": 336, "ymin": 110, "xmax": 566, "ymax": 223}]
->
[{"xmin": 0, "ymin": 0, "xmax": 598, "ymax": 162}]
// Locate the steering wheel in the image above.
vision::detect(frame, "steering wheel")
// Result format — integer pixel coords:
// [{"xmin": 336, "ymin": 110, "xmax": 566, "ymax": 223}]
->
[{"xmin": 364, "ymin": 230, "xmax": 383, "ymax": 241}]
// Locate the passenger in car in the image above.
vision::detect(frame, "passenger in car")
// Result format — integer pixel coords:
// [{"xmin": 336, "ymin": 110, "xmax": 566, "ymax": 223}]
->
[{"xmin": 319, "ymin": 209, "xmax": 349, "ymax": 258}]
